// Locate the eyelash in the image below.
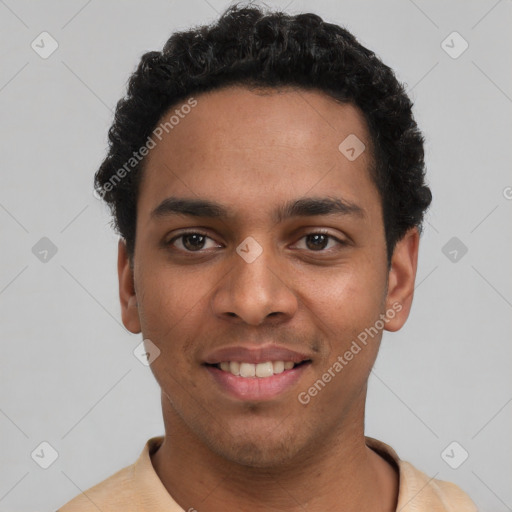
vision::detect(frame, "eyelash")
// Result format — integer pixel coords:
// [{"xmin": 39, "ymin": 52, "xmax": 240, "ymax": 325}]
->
[{"xmin": 166, "ymin": 229, "xmax": 347, "ymax": 255}]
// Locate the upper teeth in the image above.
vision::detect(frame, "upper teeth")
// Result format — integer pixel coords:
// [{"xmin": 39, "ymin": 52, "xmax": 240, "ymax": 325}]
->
[{"xmin": 219, "ymin": 361, "xmax": 295, "ymax": 378}]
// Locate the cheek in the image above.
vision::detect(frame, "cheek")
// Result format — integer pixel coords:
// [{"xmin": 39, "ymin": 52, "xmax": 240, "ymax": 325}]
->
[
  {"xmin": 302, "ymin": 258, "xmax": 386, "ymax": 370},
  {"xmin": 137, "ymin": 277, "xmax": 204, "ymax": 398},
  {"xmin": 138, "ymin": 260, "xmax": 203, "ymax": 323},
  {"xmin": 136, "ymin": 266, "xmax": 210, "ymax": 364},
  {"xmin": 308, "ymin": 259, "xmax": 385, "ymax": 322},
  {"xmin": 301, "ymin": 273, "xmax": 384, "ymax": 411}
]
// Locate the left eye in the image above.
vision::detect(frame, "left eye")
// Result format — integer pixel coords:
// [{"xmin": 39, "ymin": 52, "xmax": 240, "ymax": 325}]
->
[
  {"xmin": 294, "ymin": 232, "xmax": 345, "ymax": 252},
  {"xmin": 167, "ymin": 231, "xmax": 345, "ymax": 253}
]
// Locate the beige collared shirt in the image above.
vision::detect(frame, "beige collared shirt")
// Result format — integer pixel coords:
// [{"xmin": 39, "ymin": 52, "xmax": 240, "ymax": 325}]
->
[{"xmin": 57, "ymin": 435, "xmax": 478, "ymax": 511}]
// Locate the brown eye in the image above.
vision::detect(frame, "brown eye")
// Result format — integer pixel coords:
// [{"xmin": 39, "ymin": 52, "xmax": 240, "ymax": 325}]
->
[
  {"xmin": 305, "ymin": 233, "xmax": 330, "ymax": 251},
  {"xmin": 181, "ymin": 233, "xmax": 207, "ymax": 251},
  {"xmin": 295, "ymin": 231, "xmax": 346, "ymax": 252},
  {"xmin": 168, "ymin": 231, "xmax": 220, "ymax": 252}
]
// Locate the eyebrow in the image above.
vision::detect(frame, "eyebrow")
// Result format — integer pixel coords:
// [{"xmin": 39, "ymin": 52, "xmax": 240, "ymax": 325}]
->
[{"xmin": 150, "ymin": 195, "xmax": 366, "ymax": 223}]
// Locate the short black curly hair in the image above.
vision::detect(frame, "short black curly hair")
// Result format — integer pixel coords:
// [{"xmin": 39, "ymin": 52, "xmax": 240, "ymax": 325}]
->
[{"xmin": 95, "ymin": 1, "xmax": 432, "ymax": 267}]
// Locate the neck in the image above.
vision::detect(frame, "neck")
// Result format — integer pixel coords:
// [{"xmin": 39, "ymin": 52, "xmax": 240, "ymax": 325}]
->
[{"xmin": 151, "ymin": 396, "xmax": 398, "ymax": 512}]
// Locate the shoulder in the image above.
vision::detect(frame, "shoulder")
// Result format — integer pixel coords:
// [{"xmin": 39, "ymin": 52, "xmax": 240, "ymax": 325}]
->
[
  {"xmin": 56, "ymin": 436, "xmax": 166, "ymax": 512},
  {"xmin": 57, "ymin": 462, "xmax": 137, "ymax": 512},
  {"xmin": 365, "ymin": 436, "xmax": 478, "ymax": 512},
  {"xmin": 398, "ymin": 460, "xmax": 478, "ymax": 511},
  {"xmin": 55, "ymin": 436, "xmax": 180, "ymax": 512}
]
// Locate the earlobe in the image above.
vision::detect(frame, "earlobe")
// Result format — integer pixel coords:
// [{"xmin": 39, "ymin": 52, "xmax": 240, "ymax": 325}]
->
[
  {"xmin": 118, "ymin": 238, "xmax": 142, "ymax": 334},
  {"xmin": 384, "ymin": 227, "xmax": 420, "ymax": 332}
]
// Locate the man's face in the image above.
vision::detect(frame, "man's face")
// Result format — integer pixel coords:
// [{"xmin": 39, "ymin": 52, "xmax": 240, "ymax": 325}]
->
[{"xmin": 119, "ymin": 86, "xmax": 417, "ymax": 467}]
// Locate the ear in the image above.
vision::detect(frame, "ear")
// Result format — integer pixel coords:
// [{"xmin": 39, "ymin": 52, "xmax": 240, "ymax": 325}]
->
[
  {"xmin": 384, "ymin": 227, "xmax": 420, "ymax": 332},
  {"xmin": 118, "ymin": 238, "xmax": 141, "ymax": 334}
]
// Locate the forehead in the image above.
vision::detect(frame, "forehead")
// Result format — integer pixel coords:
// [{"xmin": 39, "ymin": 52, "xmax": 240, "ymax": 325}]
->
[{"xmin": 138, "ymin": 85, "xmax": 380, "ymax": 225}]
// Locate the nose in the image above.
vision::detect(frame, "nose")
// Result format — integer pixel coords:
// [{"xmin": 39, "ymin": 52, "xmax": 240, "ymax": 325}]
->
[{"xmin": 210, "ymin": 238, "xmax": 298, "ymax": 326}]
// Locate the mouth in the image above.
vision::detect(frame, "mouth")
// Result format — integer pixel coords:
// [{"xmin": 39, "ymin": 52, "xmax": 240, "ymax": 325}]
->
[
  {"xmin": 205, "ymin": 360, "xmax": 311, "ymax": 378},
  {"xmin": 203, "ymin": 359, "xmax": 312, "ymax": 401}
]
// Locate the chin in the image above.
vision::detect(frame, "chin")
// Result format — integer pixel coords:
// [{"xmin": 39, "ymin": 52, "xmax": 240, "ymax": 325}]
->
[
  {"xmin": 205, "ymin": 426, "xmax": 304, "ymax": 469},
  {"xmin": 220, "ymin": 441, "xmax": 295, "ymax": 468}
]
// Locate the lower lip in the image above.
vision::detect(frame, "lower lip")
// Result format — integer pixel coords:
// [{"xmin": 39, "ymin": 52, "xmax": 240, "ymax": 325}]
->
[{"xmin": 205, "ymin": 363, "xmax": 311, "ymax": 401}]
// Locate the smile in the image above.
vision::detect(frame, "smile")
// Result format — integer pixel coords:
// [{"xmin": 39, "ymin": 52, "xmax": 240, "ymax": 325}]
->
[
  {"xmin": 204, "ymin": 360, "xmax": 312, "ymax": 401},
  {"xmin": 212, "ymin": 360, "xmax": 307, "ymax": 378}
]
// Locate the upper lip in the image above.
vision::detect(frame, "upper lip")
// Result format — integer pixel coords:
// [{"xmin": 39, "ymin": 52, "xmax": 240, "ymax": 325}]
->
[{"xmin": 203, "ymin": 345, "xmax": 312, "ymax": 365}]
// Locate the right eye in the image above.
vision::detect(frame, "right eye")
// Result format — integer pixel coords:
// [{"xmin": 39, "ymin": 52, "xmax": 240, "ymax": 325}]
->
[{"xmin": 166, "ymin": 231, "xmax": 222, "ymax": 253}]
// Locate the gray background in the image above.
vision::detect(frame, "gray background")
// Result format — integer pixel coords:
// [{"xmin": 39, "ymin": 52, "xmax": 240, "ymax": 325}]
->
[{"xmin": 0, "ymin": 0, "xmax": 511, "ymax": 510}]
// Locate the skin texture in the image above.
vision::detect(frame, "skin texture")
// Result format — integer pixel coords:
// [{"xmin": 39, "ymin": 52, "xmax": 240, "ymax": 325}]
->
[{"xmin": 118, "ymin": 85, "xmax": 419, "ymax": 511}]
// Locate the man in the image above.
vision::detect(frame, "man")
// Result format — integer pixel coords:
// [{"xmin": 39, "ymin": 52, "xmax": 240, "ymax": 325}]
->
[{"xmin": 58, "ymin": 3, "xmax": 478, "ymax": 511}]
